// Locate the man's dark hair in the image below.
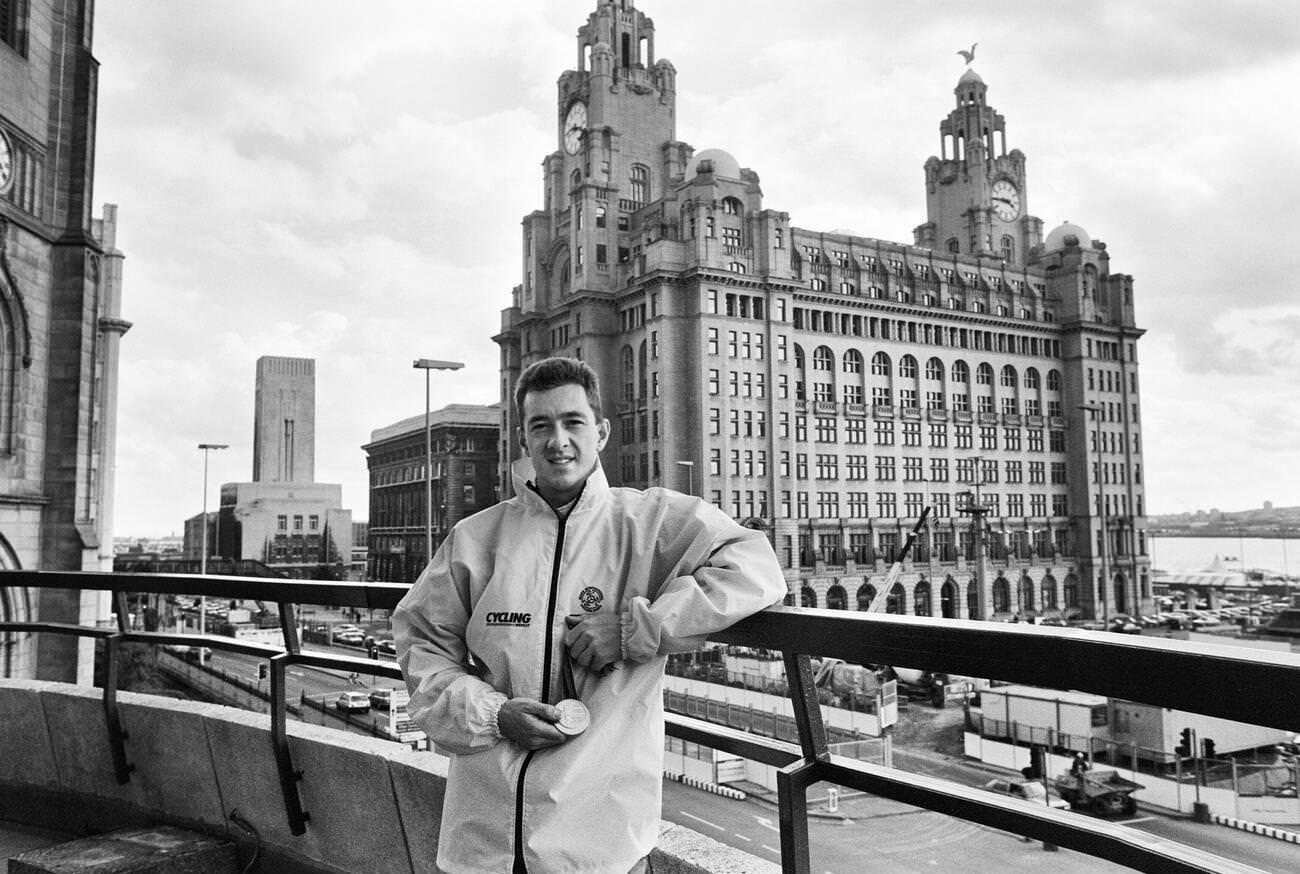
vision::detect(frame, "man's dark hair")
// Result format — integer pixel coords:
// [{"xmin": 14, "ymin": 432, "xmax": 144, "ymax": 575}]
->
[{"xmin": 514, "ymin": 357, "xmax": 604, "ymax": 421}]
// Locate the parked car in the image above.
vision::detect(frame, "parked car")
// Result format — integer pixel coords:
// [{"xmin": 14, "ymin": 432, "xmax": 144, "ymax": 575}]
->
[
  {"xmin": 982, "ymin": 777, "xmax": 1070, "ymax": 810},
  {"xmin": 376, "ymin": 638, "xmax": 397, "ymax": 655},
  {"xmin": 334, "ymin": 691, "xmax": 371, "ymax": 713},
  {"xmin": 333, "ymin": 630, "xmax": 366, "ymax": 646},
  {"xmin": 369, "ymin": 687, "xmax": 407, "ymax": 710}
]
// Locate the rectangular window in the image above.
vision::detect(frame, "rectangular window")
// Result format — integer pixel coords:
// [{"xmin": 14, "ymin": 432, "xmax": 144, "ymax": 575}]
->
[
  {"xmin": 1006, "ymin": 461, "xmax": 1023, "ymax": 484},
  {"xmin": 796, "ymin": 454, "xmax": 809, "ymax": 479},
  {"xmin": 1004, "ymin": 428, "xmax": 1022, "ymax": 451},
  {"xmin": 903, "ymin": 457, "xmax": 923, "ymax": 481},
  {"xmin": 876, "ymin": 492, "xmax": 898, "ymax": 517},
  {"xmin": 929, "ymin": 423, "xmax": 948, "ymax": 447},
  {"xmin": 795, "ymin": 416, "xmax": 808, "ymax": 442},
  {"xmin": 876, "ymin": 456, "xmax": 896, "ymax": 481},
  {"xmin": 1052, "ymin": 494, "xmax": 1068, "ymax": 517},
  {"xmin": 847, "ymin": 455, "xmax": 869, "ymax": 480},
  {"xmin": 708, "ymin": 369, "xmax": 719, "ymax": 395},
  {"xmin": 293, "ymin": 515, "xmax": 304, "ymax": 531},
  {"xmin": 707, "ymin": 328, "xmax": 719, "ymax": 355},
  {"xmin": 1028, "ymin": 461, "xmax": 1045, "ymax": 484},
  {"xmin": 1028, "ymin": 428, "xmax": 1044, "ymax": 452},
  {"xmin": 1030, "ymin": 493, "xmax": 1047, "ymax": 517},
  {"xmin": 309, "ymin": 515, "xmax": 319, "ymax": 531},
  {"xmin": 277, "ymin": 515, "xmax": 288, "ymax": 531},
  {"xmin": 874, "ymin": 420, "xmax": 895, "ymax": 445},
  {"xmin": 1049, "ymin": 430, "xmax": 1066, "ymax": 452},
  {"xmin": 817, "ymin": 492, "xmax": 839, "ymax": 518},
  {"xmin": 902, "ymin": 422, "xmax": 921, "ymax": 447},
  {"xmin": 815, "ymin": 454, "xmax": 838, "ymax": 479},
  {"xmin": 904, "ymin": 492, "xmax": 925, "ymax": 517},
  {"xmin": 930, "ymin": 457, "xmax": 948, "ymax": 482},
  {"xmin": 955, "ymin": 424, "xmax": 973, "ymax": 449},
  {"xmin": 846, "ymin": 419, "xmax": 868, "ymax": 444},
  {"xmin": 815, "ymin": 417, "xmax": 837, "ymax": 443},
  {"xmin": 1050, "ymin": 462, "xmax": 1067, "ymax": 484},
  {"xmin": 979, "ymin": 426, "xmax": 998, "ymax": 450}
]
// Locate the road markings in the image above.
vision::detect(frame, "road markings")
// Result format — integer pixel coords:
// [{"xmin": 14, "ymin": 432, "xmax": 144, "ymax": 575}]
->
[
  {"xmin": 754, "ymin": 815, "xmax": 779, "ymax": 832},
  {"xmin": 1119, "ymin": 816, "xmax": 1155, "ymax": 824},
  {"xmin": 762, "ymin": 844, "xmax": 780, "ymax": 855},
  {"xmin": 289, "ymin": 670, "xmax": 305, "ymax": 677},
  {"xmin": 733, "ymin": 833, "xmax": 752, "ymax": 842},
  {"xmin": 679, "ymin": 811, "xmax": 723, "ymax": 832}
]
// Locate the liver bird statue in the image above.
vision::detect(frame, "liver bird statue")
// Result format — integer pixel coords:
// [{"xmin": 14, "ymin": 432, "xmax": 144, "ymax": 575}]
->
[{"xmin": 957, "ymin": 42, "xmax": 977, "ymax": 64}]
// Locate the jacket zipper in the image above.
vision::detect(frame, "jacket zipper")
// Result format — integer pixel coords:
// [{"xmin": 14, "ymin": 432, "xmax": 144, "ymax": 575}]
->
[{"xmin": 513, "ymin": 495, "xmax": 572, "ymax": 873}]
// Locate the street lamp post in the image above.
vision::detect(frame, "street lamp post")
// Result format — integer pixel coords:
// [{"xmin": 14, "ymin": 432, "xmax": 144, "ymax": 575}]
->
[
  {"xmin": 956, "ymin": 457, "xmax": 989, "ymax": 620},
  {"xmin": 413, "ymin": 359, "xmax": 464, "ymax": 573},
  {"xmin": 675, "ymin": 460, "xmax": 695, "ymax": 496},
  {"xmin": 197, "ymin": 442, "xmax": 229, "ymax": 635},
  {"xmin": 1079, "ymin": 403, "xmax": 1108, "ymax": 625}
]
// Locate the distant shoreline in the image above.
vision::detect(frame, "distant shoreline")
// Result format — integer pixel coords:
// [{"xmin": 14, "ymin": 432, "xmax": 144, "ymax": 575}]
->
[{"xmin": 1150, "ymin": 530, "xmax": 1298, "ymax": 540}]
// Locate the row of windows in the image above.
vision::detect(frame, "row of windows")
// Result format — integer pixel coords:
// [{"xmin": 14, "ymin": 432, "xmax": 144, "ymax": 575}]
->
[
  {"xmin": 763, "ymin": 453, "xmax": 1068, "ymax": 485},
  {"xmin": 805, "ymin": 277, "xmax": 1050, "ymax": 322},
  {"xmin": 708, "ymin": 490, "xmax": 1073, "ymax": 521},
  {"xmin": 791, "ymin": 307, "xmax": 1063, "ymax": 358},
  {"xmin": 276, "ymin": 515, "xmax": 320, "ymax": 532}
]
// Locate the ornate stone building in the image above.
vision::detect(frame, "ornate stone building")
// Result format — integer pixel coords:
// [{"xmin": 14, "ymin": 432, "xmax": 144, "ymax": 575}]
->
[
  {"xmin": 494, "ymin": 0, "xmax": 1152, "ymax": 623},
  {"xmin": 0, "ymin": 0, "xmax": 129, "ymax": 680}
]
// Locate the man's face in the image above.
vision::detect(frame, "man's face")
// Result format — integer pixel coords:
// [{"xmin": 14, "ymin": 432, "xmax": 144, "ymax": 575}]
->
[{"xmin": 521, "ymin": 383, "xmax": 609, "ymax": 506}]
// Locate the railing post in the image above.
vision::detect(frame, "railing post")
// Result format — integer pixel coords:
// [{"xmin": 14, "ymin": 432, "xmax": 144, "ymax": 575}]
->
[
  {"xmin": 778, "ymin": 652, "xmax": 829, "ymax": 874},
  {"xmin": 102, "ymin": 633, "xmax": 135, "ymax": 784},
  {"xmin": 269, "ymin": 653, "xmax": 310, "ymax": 835}
]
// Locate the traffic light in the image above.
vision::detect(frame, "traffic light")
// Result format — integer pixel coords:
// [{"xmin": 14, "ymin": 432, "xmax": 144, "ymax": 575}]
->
[
  {"xmin": 1176, "ymin": 727, "xmax": 1193, "ymax": 757},
  {"xmin": 257, "ymin": 663, "xmax": 268, "ymax": 681},
  {"xmin": 1202, "ymin": 738, "xmax": 1216, "ymax": 759}
]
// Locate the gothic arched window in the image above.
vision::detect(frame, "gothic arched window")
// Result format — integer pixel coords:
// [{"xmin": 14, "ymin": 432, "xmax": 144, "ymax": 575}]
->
[{"xmin": 629, "ymin": 164, "xmax": 649, "ymax": 204}]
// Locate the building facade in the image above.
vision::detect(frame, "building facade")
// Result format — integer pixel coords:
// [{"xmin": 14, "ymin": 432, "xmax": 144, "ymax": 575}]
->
[
  {"xmin": 363, "ymin": 404, "xmax": 499, "ymax": 584},
  {"xmin": 0, "ymin": 1, "xmax": 129, "ymax": 681},
  {"xmin": 495, "ymin": 0, "xmax": 1152, "ymax": 623},
  {"xmin": 201, "ymin": 356, "xmax": 352, "ymax": 579}
]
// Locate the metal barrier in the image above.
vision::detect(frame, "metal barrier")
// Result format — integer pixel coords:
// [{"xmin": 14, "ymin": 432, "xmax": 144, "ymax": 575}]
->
[{"xmin": 3, "ymin": 569, "xmax": 1298, "ymax": 874}]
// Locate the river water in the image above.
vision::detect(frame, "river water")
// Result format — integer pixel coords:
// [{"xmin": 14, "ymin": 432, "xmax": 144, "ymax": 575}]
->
[{"xmin": 1149, "ymin": 536, "xmax": 1296, "ymax": 578}]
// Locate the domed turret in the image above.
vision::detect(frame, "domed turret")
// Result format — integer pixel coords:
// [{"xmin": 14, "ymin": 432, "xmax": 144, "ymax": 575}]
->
[
  {"xmin": 1044, "ymin": 221, "xmax": 1092, "ymax": 251},
  {"xmin": 686, "ymin": 148, "xmax": 742, "ymax": 180}
]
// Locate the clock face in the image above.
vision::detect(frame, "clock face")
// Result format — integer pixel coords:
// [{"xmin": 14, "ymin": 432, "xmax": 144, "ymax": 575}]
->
[
  {"xmin": 991, "ymin": 179, "xmax": 1020, "ymax": 221},
  {"xmin": 0, "ymin": 131, "xmax": 13, "ymax": 194},
  {"xmin": 563, "ymin": 101, "xmax": 587, "ymax": 155}
]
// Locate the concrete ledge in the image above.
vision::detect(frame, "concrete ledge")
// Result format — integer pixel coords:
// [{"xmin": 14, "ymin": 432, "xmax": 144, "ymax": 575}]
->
[
  {"xmin": 11, "ymin": 825, "xmax": 238, "ymax": 874},
  {"xmin": 0, "ymin": 680, "xmax": 772, "ymax": 874},
  {"xmin": 1210, "ymin": 813, "xmax": 1300, "ymax": 844}
]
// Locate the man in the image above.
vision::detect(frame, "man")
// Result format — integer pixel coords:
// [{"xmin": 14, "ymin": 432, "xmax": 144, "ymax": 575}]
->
[{"xmin": 394, "ymin": 357, "xmax": 786, "ymax": 874}]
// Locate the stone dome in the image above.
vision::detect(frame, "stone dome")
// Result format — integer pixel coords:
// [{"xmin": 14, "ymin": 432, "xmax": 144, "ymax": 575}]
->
[
  {"xmin": 686, "ymin": 148, "xmax": 742, "ymax": 180},
  {"xmin": 1044, "ymin": 221, "xmax": 1092, "ymax": 251},
  {"xmin": 958, "ymin": 67, "xmax": 984, "ymax": 86}
]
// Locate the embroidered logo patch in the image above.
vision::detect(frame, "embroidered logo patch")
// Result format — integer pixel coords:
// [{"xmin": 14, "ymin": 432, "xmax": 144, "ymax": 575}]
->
[
  {"xmin": 484, "ymin": 611, "xmax": 532, "ymax": 627},
  {"xmin": 578, "ymin": 586, "xmax": 604, "ymax": 613}
]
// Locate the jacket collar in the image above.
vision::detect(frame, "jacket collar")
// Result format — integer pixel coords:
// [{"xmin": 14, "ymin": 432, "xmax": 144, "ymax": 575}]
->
[{"xmin": 511, "ymin": 458, "xmax": 610, "ymax": 516}]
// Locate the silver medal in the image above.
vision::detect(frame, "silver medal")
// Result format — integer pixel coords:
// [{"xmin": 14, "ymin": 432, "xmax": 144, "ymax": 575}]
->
[{"xmin": 555, "ymin": 698, "xmax": 590, "ymax": 736}]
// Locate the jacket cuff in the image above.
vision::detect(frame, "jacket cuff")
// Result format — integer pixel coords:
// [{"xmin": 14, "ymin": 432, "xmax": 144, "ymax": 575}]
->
[{"xmin": 484, "ymin": 692, "xmax": 508, "ymax": 740}]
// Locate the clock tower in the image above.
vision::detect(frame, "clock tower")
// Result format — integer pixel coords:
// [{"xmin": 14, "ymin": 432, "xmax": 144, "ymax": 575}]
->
[
  {"xmin": 518, "ymin": 0, "xmax": 682, "ymax": 316},
  {"xmin": 914, "ymin": 68, "xmax": 1043, "ymax": 266}
]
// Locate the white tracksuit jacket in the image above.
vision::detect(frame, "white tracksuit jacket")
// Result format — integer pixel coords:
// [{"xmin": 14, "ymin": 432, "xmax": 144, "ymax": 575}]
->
[{"xmin": 393, "ymin": 465, "xmax": 786, "ymax": 874}]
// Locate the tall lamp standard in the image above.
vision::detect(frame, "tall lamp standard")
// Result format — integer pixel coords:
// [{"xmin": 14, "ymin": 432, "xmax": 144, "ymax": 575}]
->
[
  {"xmin": 957, "ymin": 456, "xmax": 989, "ymax": 620},
  {"xmin": 197, "ymin": 442, "xmax": 229, "ymax": 635},
  {"xmin": 1079, "ymin": 403, "xmax": 1108, "ymax": 625},
  {"xmin": 412, "ymin": 359, "xmax": 464, "ymax": 574},
  {"xmin": 675, "ymin": 460, "xmax": 695, "ymax": 496}
]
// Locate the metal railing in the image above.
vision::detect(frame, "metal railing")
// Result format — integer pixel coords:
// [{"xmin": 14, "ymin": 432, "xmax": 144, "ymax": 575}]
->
[{"xmin": 3, "ymin": 569, "xmax": 1297, "ymax": 874}]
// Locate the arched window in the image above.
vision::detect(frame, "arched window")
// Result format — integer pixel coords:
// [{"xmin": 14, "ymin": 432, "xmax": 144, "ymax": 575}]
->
[
  {"xmin": 976, "ymin": 363, "xmax": 994, "ymax": 385},
  {"xmin": 947, "ymin": 297, "xmax": 961, "ymax": 309},
  {"xmin": 914, "ymin": 580, "xmax": 932, "ymax": 616},
  {"xmin": 810, "ymin": 278, "xmax": 826, "ymax": 291},
  {"xmin": 951, "ymin": 360, "xmax": 970, "ymax": 383},
  {"xmin": 722, "ymin": 196, "xmax": 742, "ymax": 215},
  {"xmin": 993, "ymin": 577, "xmax": 1011, "ymax": 614},
  {"xmin": 886, "ymin": 583, "xmax": 906, "ymax": 615},
  {"xmin": 1000, "ymin": 365, "xmax": 1018, "ymax": 387},
  {"xmin": 638, "ymin": 341, "xmax": 648, "ymax": 399},
  {"xmin": 899, "ymin": 355, "xmax": 918, "ymax": 378},
  {"xmin": 925, "ymin": 357, "xmax": 944, "ymax": 381},
  {"xmin": 629, "ymin": 164, "xmax": 649, "ymax": 203},
  {"xmin": 843, "ymin": 349, "xmax": 863, "ymax": 374},
  {"xmin": 1063, "ymin": 574, "xmax": 1079, "ymax": 608},
  {"xmin": 1000, "ymin": 235, "xmax": 1015, "ymax": 262},
  {"xmin": 1024, "ymin": 368, "xmax": 1041, "ymax": 390},
  {"xmin": 856, "ymin": 584, "xmax": 876, "ymax": 611},
  {"xmin": 967, "ymin": 583, "xmax": 980, "ymax": 620},
  {"xmin": 871, "ymin": 352, "xmax": 891, "ymax": 376},
  {"xmin": 801, "ymin": 586, "xmax": 818, "ymax": 608},
  {"xmin": 970, "ymin": 301, "xmax": 986, "ymax": 313},
  {"xmin": 813, "ymin": 346, "xmax": 834, "ymax": 371},
  {"xmin": 1041, "ymin": 574, "xmax": 1058, "ymax": 610},
  {"xmin": 1047, "ymin": 369, "xmax": 1062, "ymax": 392},
  {"xmin": 595, "ymin": 204, "xmax": 606, "ymax": 228},
  {"xmin": 826, "ymin": 585, "xmax": 847, "ymax": 610},
  {"xmin": 1018, "ymin": 574, "xmax": 1034, "ymax": 612},
  {"xmin": 570, "ymin": 169, "xmax": 581, "ymax": 189},
  {"xmin": 947, "ymin": 237, "xmax": 960, "ymax": 253}
]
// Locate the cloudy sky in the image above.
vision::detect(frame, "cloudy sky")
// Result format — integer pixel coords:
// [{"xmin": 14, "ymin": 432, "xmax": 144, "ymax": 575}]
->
[{"xmin": 95, "ymin": 1, "xmax": 1300, "ymax": 537}]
